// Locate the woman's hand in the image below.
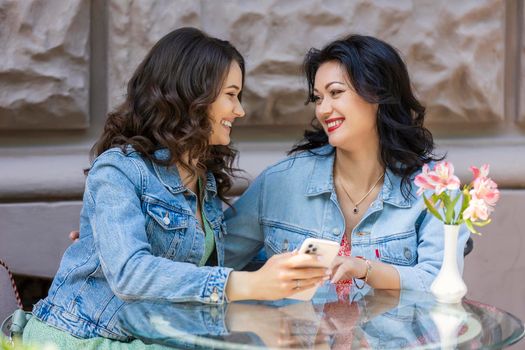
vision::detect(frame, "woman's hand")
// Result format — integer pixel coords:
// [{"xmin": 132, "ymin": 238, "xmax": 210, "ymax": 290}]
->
[
  {"xmin": 226, "ymin": 252, "xmax": 330, "ymax": 301},
  {"xmin": 330, "ymin": 257, "xmax": 401, "ymax": 289},
  {"xmin": 329, "ymin": 256, "xmax": 367, "ymax": 283}
]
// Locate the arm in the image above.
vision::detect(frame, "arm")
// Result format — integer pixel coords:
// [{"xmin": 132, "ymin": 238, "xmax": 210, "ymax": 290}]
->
[
  {"xmin": 223, "ymin": 173, "xmax": 266, "ymax": 270},
  {"xmin": 330, "ymin": 256, "xmax": 400, "ymax": 289},
  {"xmin": 87, "ymin": 153, "xmax": 232, "ymax": 304},
  {"xmin": 330, "ymin": 211, "xmax": 469, "ymax": 291},
  {"xmin": 90, "ymin": 154, "xmax": 329, "ymax": 303},
  {"xmin": 394, "ymin": 211, "xmax": 469, "ymax": 291}
]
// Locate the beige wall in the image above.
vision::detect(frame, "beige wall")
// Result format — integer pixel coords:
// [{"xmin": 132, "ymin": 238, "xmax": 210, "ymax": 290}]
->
[{"xmin": 1, "ymin": 0, "xmax": 524, "ymax": 328}]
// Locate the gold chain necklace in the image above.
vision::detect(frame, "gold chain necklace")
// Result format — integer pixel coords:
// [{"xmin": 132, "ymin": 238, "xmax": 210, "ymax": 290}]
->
[{"xmin": 337, "ymin": 172, "xmax": 384, "ymax": 214}]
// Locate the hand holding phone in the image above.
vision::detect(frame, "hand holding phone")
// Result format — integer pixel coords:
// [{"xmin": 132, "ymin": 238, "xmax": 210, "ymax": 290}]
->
[{"xmin": 287, "ymin": 238, "xmax": 340, "ymax": 301}]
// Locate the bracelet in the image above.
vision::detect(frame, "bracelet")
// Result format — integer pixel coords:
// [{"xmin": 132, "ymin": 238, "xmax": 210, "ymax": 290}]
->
[{"xmin": 353, "ymin": 257, "xmax": 372, "ymax": 289}]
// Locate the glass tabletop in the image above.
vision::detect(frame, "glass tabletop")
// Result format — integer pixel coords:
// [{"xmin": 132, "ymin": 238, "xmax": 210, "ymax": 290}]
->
[{"xmin": 115, "ymin": 286, "xmax": 524, "ymax": 349}]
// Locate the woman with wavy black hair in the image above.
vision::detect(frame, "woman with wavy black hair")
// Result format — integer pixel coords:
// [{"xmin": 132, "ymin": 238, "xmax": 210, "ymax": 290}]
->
[
  {"xmin": 225, "ymin": 34, "xmax": 469, "ymax": 295},
  {"xmin": 23, "ymin": 27, "xmax": 328, "ymax": 345}
]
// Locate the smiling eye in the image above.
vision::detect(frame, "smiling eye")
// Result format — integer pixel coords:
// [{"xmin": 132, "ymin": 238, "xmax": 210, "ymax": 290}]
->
[
  {"xmin": 311, "ymin": 95, "xmax": 322, "ymax": 104},
  {"xmin": 329, "ymin": 89, "xmax": 344, "ymax": 97},
  {"xmin": 226, "ymin": 92, "xmax": 236, "ymax": 97}
]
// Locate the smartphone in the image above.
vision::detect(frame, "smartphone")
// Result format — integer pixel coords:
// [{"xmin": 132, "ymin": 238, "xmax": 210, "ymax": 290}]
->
[{"xmin": 287, "ymin": 238, "xmax": 340, "ymax": 301}]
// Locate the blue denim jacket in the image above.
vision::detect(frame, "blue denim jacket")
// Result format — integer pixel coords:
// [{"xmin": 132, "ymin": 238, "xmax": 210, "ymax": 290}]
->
[
  {"xmin": 224, "ymin": 145, "xmax": 469, "ymax": 291},
  {"xmin": 32, "ymin": 147, "xmax": 232, "ymax": 340}
]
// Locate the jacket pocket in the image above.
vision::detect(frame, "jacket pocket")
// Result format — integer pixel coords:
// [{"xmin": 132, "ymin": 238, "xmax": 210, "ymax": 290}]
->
[
  {"xmin": 374, "ymin": 230, "xmax": 418, "ymax": 266},
  {"xmin": 145, "ymin": 201, "xmax": 189, "ymax": 230},
  {"xmin": 263, "ymin": 221, "xmax": 314, "ymax": 256},
  {"xmin": 144, "ymin": 199, "xmax": 190, "ymax": 258}
]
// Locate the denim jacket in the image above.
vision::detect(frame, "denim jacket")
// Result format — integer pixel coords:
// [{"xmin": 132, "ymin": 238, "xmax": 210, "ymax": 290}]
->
[
  {"xmin": 224, "ymin": 145, "xmax": 469, "ymax": 291},
  {"xmin": 32, "ymin": 147, "xmax": 232, "ymax": 340}
]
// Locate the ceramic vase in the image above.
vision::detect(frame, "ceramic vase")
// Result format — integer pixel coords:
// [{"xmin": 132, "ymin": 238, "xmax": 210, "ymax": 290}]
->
[{"xmin": 430, "ymin": 224, "xmax": 468, "ymax": 304}]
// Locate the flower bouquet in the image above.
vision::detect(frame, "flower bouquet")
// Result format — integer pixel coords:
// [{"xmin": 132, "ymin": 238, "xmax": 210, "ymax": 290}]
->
[
  {"xmin": 415, "ymin": 162, "xmax": 500, "ymax": 234},
  {"xmin": 414, "ymin": 161, "xmax": 499, "ymax": 303}
]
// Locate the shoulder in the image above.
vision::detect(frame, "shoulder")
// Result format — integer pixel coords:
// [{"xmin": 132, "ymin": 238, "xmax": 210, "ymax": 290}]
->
[
  {"xmin": 88, "ymin": 146, "xmax": 148, "ymax": 186},
  {"xmin": 263, "ymin": 145, "xmax": 333, "ymax": 176},
  {"xmin": 92, "ymin": 146, "xmax": 146, "ymax": 169}
]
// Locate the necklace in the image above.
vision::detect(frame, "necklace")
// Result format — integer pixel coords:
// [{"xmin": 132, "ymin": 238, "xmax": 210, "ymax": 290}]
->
[{"xmin": 337, "ymin": 172, "xmax": 384, "ymax": 214}]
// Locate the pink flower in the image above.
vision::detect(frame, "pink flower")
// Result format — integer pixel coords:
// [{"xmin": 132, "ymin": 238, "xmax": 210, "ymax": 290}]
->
[
  {"xmin": 463, "ymin": 198, "xmax": 491, "ymax": 222},
  {"xmin": 470, "ymin": 164, "xmax": 490, "ymax": 181},
  {"xmin": 414, "ymin": 164, "xmax": 435, "ymax": 195},
  {"xmin": 470, "ymin": 177, "xmax": 500, "ymax": 207},
  {"xmin": 414, "ymin": 161, "xmax": 461, "ymax": 196}
]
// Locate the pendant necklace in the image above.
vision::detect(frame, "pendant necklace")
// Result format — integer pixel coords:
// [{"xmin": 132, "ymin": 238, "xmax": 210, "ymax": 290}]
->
[{"xmin": 338, "ymin": 172, "xmax": 385, "ymax": 214}]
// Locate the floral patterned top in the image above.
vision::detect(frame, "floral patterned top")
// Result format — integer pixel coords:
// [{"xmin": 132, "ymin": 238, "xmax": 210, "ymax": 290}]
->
[{"xmin": 335, "ymin": 235, "xmax": 353, "ymax": 300}]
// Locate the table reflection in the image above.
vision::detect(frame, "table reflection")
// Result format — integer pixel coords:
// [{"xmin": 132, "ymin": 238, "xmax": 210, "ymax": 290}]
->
[{"xmin": 115, "ymin": 285, "xmax": 524, "ymax": 349}]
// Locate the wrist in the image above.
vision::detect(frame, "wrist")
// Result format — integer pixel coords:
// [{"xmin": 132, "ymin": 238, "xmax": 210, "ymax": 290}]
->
[
  {"xmin": 354, "ymin": 257, "xmax": 372, "ymax": 285},
  {"xmin": 225, "ymin": 271, "xmax": 255, "ymax": 301}
]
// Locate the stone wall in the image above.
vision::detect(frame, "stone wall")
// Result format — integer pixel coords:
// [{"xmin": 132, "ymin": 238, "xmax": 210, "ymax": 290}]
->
[
  {"xmin": 0, "ymin": 0, "xmax": 90, "ymax": 130},
  {"xmin": 107, "ymin": 0, "xmax": 506, "ymax": 126},
  {"xmin": 1, "ymin": 0, "xmax": 525, "ymax": 335}
]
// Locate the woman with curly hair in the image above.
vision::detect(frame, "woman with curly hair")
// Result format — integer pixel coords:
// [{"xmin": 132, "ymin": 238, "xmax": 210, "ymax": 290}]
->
[
  {"xmin": 24, "ymin": 27, "xmax": 329, "ymax": 345},
  {"xmin": 225, "ymin": 34, "xmax": 469, "ymax": 296}
]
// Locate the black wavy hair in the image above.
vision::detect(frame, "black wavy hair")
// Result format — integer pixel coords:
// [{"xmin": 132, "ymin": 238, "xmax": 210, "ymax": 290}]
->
[
  {"xmin": 90, "ymin": 27, "xmax": 245, "ymax": 204},
  {"xmin": 290, "ymin": 34, "xmax": 442, "ymax": 198}
]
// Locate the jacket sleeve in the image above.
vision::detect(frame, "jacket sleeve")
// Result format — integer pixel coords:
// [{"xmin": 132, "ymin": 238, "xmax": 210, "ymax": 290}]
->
[
  {"xmin": 223, "ymin": 172, "xmax": 266, "ymax": 270},
  {"xmin": 393, "ymin": 209, "xmax": 469, "ymax": 291},
  {"xmin": 87, "ymin": 152, "xmax": 232, "ymax": 304}
]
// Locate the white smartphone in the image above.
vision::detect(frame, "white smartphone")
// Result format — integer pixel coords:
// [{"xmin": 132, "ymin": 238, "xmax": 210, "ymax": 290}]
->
[{"xmin": 286, "ymin": 238, "xmax": 340, "ymax": 301}]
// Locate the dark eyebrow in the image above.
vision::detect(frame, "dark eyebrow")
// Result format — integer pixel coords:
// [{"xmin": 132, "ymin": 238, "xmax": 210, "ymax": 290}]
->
[
  {"xmin": 313, "ymin": 81, "xmax": 345, "ymax": 92},
  {"xmin": 225, "ymin": 85, "xmax": 241, "ymax": 90}
]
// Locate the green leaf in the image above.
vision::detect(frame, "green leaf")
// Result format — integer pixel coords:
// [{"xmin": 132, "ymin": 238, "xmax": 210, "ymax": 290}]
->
[
  {"xmin": 465, "ymin": 219, "xmax": 481, "ymax": 235},
  {"xmin": 450, "ymin": 193, "xmax": 462, "ymax": 223},
  {"xmin": 460, "ymin": 190, "xmax": 470, "ymax": 221},
  {"xmin": 472, "ymin": 219, "xmax": 491, "ymax": 227},
  {"xmin": 423, "ymin": 194, "xmax": 443, "ymax": 222},
  {"xmin": 439, "ymin": 192, "xmax": 451, "ymax": 206},
  {"xmin": 442, "ymin": 193, "xmax": 455, "ymax": 224}
]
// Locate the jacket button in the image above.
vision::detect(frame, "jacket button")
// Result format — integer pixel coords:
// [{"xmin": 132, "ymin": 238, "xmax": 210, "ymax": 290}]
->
[
  {"xmin": 282, "ymin": 239, "xmax": 289, "ymax": 252},
  {"xmin": 210, "ymin": 292, "xmax": 219, "ymax": 302},
  {"xmin": 210, "ymin": 287, "xmax": 219, "ymax": 302},
  {"xmin": 332, "ymin": 228, "xmax": 341, "ymax": 235},
  {"xmin": 404, "ymin": 248, "xmax": 412, "ymax": 260},
  {"xmin": 163, "ymin": 216, "xmax": 171, "ymax": 225}
]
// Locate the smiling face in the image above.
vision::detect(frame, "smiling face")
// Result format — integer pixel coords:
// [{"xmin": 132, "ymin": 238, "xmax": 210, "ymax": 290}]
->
[
  {"xmin": 208, "ymin": 62, "xmax": 245, "ymax": 146},
  {"xmin": 313, "ymin": 61, "xmax": 379, "ymax": 152}
]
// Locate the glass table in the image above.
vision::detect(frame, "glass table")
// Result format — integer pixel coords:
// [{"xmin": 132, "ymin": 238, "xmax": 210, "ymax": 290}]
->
[{"xmin": 115, "ymin": 286, "xmax": 524, "ymax": 349}]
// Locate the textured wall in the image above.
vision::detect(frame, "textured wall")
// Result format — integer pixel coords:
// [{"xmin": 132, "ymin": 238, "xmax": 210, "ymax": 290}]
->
[
  {"xmin": 107, "ymin": 0, "xmax": 200, "ymax": 109},
  {"xmin": 107, "ymin": 0, "xmax": 505, "ymax": 126},
  {"xmin": 0, "ymin": 0, "xmax": 90, "ymax": 130},
  {"xmin": 0, "ymin": 0, "xmax": 507, "ymax": 128}
]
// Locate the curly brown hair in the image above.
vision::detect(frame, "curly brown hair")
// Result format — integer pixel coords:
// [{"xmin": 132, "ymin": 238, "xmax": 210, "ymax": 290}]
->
[{"xmin": 90, "ymin": 27, "xmax": 245, "ymax": 203}]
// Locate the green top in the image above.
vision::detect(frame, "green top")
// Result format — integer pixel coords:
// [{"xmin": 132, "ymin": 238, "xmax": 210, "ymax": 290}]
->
[
  {"xmin": 198, "ymin": 178, "xmax": 215, "ymax": 266},
  {"xmin": 23, "ymin": 317, "xmax": 173, "ymax": 349}
]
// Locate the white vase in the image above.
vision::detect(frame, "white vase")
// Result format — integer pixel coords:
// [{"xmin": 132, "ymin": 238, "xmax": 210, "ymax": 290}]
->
[{"xmin": 430, "ymin": 224, "xmax": 467, "ymax": 304}]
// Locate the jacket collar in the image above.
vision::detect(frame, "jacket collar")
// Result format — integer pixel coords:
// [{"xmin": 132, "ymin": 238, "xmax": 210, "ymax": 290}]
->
[
  {"xmin": 151, "ymin": 148, "xmax": 218, "ymax": 199},
  {"xmin": 305, "ymin": 145, "xmax": 337, "ymax": 196},
  {"xmin": 305, "ymin": 145, "xmax": 413, "ymax": 208}
]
